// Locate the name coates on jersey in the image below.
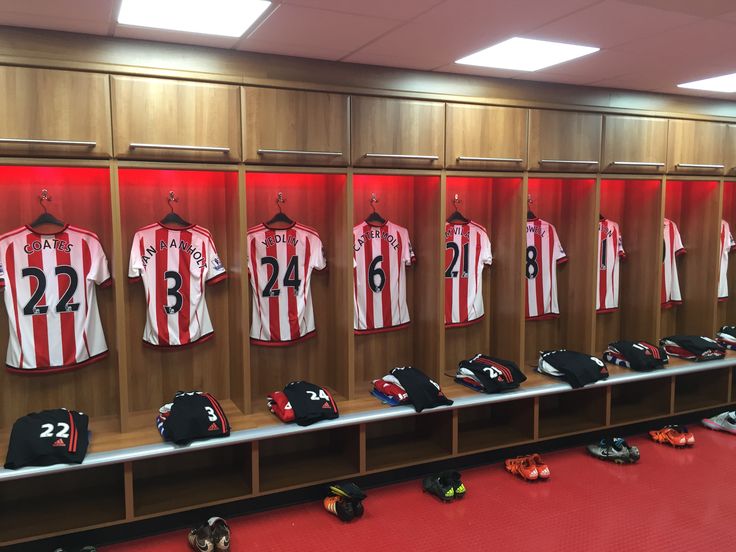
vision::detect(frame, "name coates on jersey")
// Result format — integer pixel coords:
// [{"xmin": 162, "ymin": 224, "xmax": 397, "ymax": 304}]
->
[
  {"xmin": 140, "ymin": 239, "xmax": 209, "ymax": 269},
  {"xmin": 23, "ymin": 238, "xmax": 73, "ymax": 255},
  {"xmin": 353, "ymin": 228, "xmax": 400, "ymax": 252}
]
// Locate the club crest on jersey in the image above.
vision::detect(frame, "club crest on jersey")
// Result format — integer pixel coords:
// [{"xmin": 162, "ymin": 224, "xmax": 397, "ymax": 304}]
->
[
  {"xmin": 212, "ymin": 256, "xmax": 224, "ymax": 271},
  {"xmin": 23, "ymin": 238, "xmax": 73, "ymax": 255},
  {"xmin": 140, "ymin": 239, "xmax": 207, "ymax": 269},
  {"xmin": 354, "ymin": 229, "xmax": 399, "ymax": 252}
]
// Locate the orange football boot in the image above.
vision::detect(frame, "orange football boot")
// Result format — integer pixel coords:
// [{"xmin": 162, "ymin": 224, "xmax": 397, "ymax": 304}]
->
[
  {"xmin": 529, "ymin": 453, "xmax": 551, "ymax": 479},
  {"xmin": 505, "ymin": 456, "xmax": 539, "ymax": 481},
  {"xmin": 649, "ymin": 426, "xmax": 687, "ymax": 447}
]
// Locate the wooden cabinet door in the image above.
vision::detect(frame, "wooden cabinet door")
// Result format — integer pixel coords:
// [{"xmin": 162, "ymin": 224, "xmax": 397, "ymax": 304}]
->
[
  {"xmin": 529, "ymin": 110, "xmax": 602, "ymax": 172},
  {"xmin": 667, "ymin": 119, "xmax": 726, "ymax": 175},
  {"xmin": 0, "ymin": 66, "xmax": 112, "ymax": 158},
  {"xmin": 352, "ymin": 97, "xmax": 444, "ymax": 168},
  {"xmin": 446, "ymin": 104, "xmax": 527, "ymax": 171},
  {"xmin": 724, "ymin": 124, "xmax": 736, "ymax": 175},
  {"xmin": 602, "ymin": 115, "xmax": 668, "ymax": 173},
  {"xmin": 244, "ymin": 87, "xmax": 349, "ymax": 166},
  {"xmin": 112, "ymin": 76, "xmax": 241, "ymax": 162}
]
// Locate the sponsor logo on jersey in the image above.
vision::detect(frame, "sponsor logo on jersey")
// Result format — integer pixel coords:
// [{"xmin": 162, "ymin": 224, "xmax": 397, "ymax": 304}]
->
[
  {"xmin": 321, "ymin": 402, "xmax": 332, "ymax": 410},
  {"xmin": 212, "ymin": 256, "xmax": 224, "ymax": 271},
  {"xmin": 208, "ymin": 423, "xmax": 219, "ymax": 432},
  {"xmin": 23, "ymin": 238, "xmax": 73, "ymax": 255},
  {"xmin": 52, "ymin": 438, "xmax": 66, "ymax": 447}
]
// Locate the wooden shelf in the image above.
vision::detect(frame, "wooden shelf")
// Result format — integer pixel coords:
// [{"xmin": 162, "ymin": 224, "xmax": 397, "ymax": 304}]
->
[
  {"xmin": 610, "ymin": 378, "xmax": 672, "ymax": 425},
  {"xmin": 674, "ymin": 368, "xmax": 730, "ymax": 412},
  {"xmin": 457, "ymin": 398, "xmax": 535, "ymax": 453},
  {"xmin": 366, "ymin": 411, "xmax": 452, "ymax": 471},
  {"xmin": 538, "ymin": 387, "xmax": 607, "ymax": 439},
  {"xmin": 133, "ymin": 444, "xmax": 251, "ymax": 517},
  {"xmin": 259, "ymin": 426, "xmax": 359, "ymax": 492},
  {"xmin": 0, "ymin": 465, "xmax": 124, "ymax": 544}
]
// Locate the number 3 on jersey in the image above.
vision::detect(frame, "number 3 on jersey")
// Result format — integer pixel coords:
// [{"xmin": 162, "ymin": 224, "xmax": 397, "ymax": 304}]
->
[{"xmin": 261, "ymin": 256, "xmax": 302, "ymax": 297}]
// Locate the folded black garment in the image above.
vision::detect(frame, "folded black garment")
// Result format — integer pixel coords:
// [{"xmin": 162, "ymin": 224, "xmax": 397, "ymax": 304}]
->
[
  {"xmin": 603, "ymin": 341, "xmax": 668, "ymax": 372},
  {"xmin": 659, "ymin": 336, "xmax": 725, "ymax": 362},
  {"xmin": 390, "ymin": 366, "xmax": 453, "ymax": 413},
  {"xmin": 538, "ymin": 350, "xmax": 609, "ymax": 389},
  {"xmin": 456, "ymin": 354, "xmax": 527, "ymax": 393}
]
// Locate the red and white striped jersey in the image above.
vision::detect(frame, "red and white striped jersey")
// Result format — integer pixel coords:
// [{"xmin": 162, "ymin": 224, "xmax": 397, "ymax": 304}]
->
[
  {"xmin": 353, "ymin": 221, "xmax": 415, "ymax": 333},
  {"xmin": 0, "ymin": 225, "xmax": 111, "ymax": 373},
  {"xmin": 661, "ymin": 218, "xmax": 685, "ymax": 307},
  {"xmin": 525, "ymin": 218, "xmax": 567, "ymax": 319},
  {"xmin": 129, "ymin": 223, "xmax": 226, "ymax": 347},
  {"xmin": 719, "ymin": 220, "xmax": 735, "ymax": 300},
  {"xmin": 444, "ymin": 221, "xmax": 493, "ymax": 327},
  {"xmin": 596, "ymin": 218, "xmax": 626, "ymax": 312},
  {"xmin": 247, "ymin": 223, "xmax": 326, "ymax": 345}
]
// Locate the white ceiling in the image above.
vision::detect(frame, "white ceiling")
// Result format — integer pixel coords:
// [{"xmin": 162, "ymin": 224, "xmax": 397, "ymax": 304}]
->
[{"xmin": 1, "ymin": 0, "xmax": 736, "ymax": 98}]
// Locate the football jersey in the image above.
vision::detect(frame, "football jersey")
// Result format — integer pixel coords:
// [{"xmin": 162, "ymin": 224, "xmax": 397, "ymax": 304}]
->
[
  {"xmin": 596, "ymin": 219, "xmax": 625, "ymax": 312},
  {"xmin": 129, "ymin": 223, "xmax": 226, "ymax": 347},
  {"xmin": 525, "ymin": 218, "xmax": 567, "ymax": 319},
  {"xmin": 4, "ymin": 408, "xmax": 89, "ymax": 469},
  {"xmin": 444, "ymin": 221, "xmax": 493, "ymax": 327},
  {"xmin": 247, "ymin": 223, "xmax": 326, "ymax": 345},
  {"xmin": 718, "ymin": 220, "xmax": 735, "ymax": 300},
  {"xmin": 282, "ymin": 381, "xmax": 339, "ymax": 426},
  {"xmin": 0, "ymin": 225, "xmax": 111, "ymax": 373},
  {"xmin": 353, "ymin": 221, "xmax": 415, "ymax": 333},
  {"xmin": 661, "ymin": 218, "xmax": 685, "ymax": 307},
  {"xmin": 161, "ymin": 391, "xmax": 230, "ymax": 444}
]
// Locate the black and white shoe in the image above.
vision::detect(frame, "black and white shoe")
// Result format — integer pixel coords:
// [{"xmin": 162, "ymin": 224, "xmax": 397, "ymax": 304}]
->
[
  {"xmin": 208, "ymin": 517, "xmax": 231, "ymax": 551},
  {"xmin": 188, "ymin": 522, "xmax": 214, "ymax": 552}
]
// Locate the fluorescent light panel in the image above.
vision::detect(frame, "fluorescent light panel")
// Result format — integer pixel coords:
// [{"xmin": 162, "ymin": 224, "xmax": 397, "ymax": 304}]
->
[
  {"xmin": 118, "ymin": 0, "xmax": 271, "ymax": 37},
  {"xmin": 678, "ymin": 73, "xmax": 736, "ymax": 93},
  {"xmin": 456, "ymin": 37, "xmax": 599, "ymax": 72}
]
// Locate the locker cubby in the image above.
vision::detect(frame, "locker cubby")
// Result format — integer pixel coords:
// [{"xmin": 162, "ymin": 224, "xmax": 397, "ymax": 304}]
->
[
  {"xmin": 365, "ymin": 410, "xmax": 452, "ymax": 471},
  {"xmin": 444, "ymin": 176, "xmax": 524, "ymax": 374},
  {"xmin": 119, "ymin": 168, "xmax": 243, "ymax": 425},
  {"xmin": 353, "ymin": 174, "xmax": 442, "ymax": 387},
  {"xmin": 538, "ymin": 387, "xmax": 607, "ymax": 438},
  {"xmin": 661, "ymin": 180, "xmax": 721, "ymax": 338},
  {"xmin": 524, "ymin": 178, "xmax": 597, "ymax": 365},
  {"xmin": 0, "ymin": 166, "xmax": 120, "ymax": 433},
  {"xmin": 457, "ymin": 398, "xmax": 534, "ymax": 453},
  {"xmin": 259, "ymin": 425, "xmax": 359, "ymax": 491},
  {"xmin": 0, "ymin": 464, "xmax": 125, "ymax": 543},
  {"xmin": 133, "ymin": 444, "xmax": 252, "ymax": 516},
  {"xmin": 674, "ymin": 368, "xmax": 730, "ymax": 412},
  {"xmin": 717, "ymin": 180, "xmax": 736, "ymax": 327},
  {"xmin": 595, "ymin": 179, "xmax": 663, "ymax": 352},
  {"xmin": 246, "ymin": 172, "xmax": 350, "ymax": 405},
  {"xmin": 610, "ymin": 378, "xmax": 671, "ymax": 425}
]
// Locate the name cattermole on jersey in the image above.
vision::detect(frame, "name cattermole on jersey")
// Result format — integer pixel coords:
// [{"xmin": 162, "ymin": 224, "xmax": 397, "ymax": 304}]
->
[
  {"xmin": 353, "ymin": 228, "xmax": 400, "ymax": 252},
  {"xmin": 23, "ymin": 238, "xmax": 73, "ymax": 255},
  {"xmin": 140, "ymin": 238, "xmax": 209, "ymax": 269}
]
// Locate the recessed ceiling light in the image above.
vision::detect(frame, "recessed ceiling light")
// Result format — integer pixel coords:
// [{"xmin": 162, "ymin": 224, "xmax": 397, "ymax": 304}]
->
[
  {"xmin": 118, "ymin": 0, "xmax": 271, "ymax": 38},
  {"xmin": 678, "ymin": 73, "xmax": 736, "ymax": 93},
  {"xmin": 456, "ymin": 37, "xmax": 599, "ymax": 72}
]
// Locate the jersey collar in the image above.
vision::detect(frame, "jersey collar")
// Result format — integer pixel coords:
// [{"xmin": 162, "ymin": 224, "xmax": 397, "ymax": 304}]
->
[{"xmin": 25, "ymin": 223, "xmax": 70, "ymax": 236}]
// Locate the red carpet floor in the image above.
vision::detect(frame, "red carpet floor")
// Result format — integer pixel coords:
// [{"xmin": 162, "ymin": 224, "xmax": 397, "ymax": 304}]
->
[{"xmin": 102, "ymin": 425, "xmax": 736, "ymax": 552}]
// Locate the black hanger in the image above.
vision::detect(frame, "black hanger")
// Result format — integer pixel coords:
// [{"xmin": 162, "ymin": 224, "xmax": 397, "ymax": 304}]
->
[
  {"xmin": 599, "ymin": 214, "xmax": 606, "ymax": 221},
  {"xmin": 160, "ymin": 191, "xmax": 191, "ymax": 227},
  {"xmin": 447, "ymin": 194, "xmax": 470, "ymax": 224},
  {"xmin": 527, "ymin": 193, "xmax": 536, "ymax": 220},
  {"xmin": 29, "ymin": 189, "xmax": 65, "ymax": 229},
  {"xmin": 365, "ymin": 193, "xmax": 387, "ymax": 226},
  {"xmin": 265, "ymin": 192, "xmax": 295, "ymax": 229}
]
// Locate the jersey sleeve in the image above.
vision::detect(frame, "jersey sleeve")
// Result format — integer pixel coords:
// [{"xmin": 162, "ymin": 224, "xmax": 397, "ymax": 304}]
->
[
  {"xmin": 480, "ymin": 229, "xmax": 493, "ymax": 266},
  {"xmin": 673, "ymin": 223, "xmax": 686, "ymax": 255},
  {"xmin": 128, "ymin": 233, "xmax": 143, "ymax": 282},
  {"xmin": 617, "ymin": 232, "xmax": 626, "ymax": 258},
  {"xmin": 553, "ymin": 226, "xmax": 568, "ymax": 263},
  {"xmin": 87, "ymin": 236, "xmax": 112, "ymax": 286},
  {"xmin": 729, "ymin": 225, "xmax": 735, "ymax": 252},
  {"xmin": 0, "ymin": 243, "xmax": 6, "ymax": 289},
  {"xmin": 402, "ymin": 228, "xmax": 416, "ymax": 266},
  {"xmin": 310, "ymin": 234, "xmax": 327, "ymax": 271},
  {"xmin": 205, "ymin": 237, "xmax": 227, "ymax": 284}
]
